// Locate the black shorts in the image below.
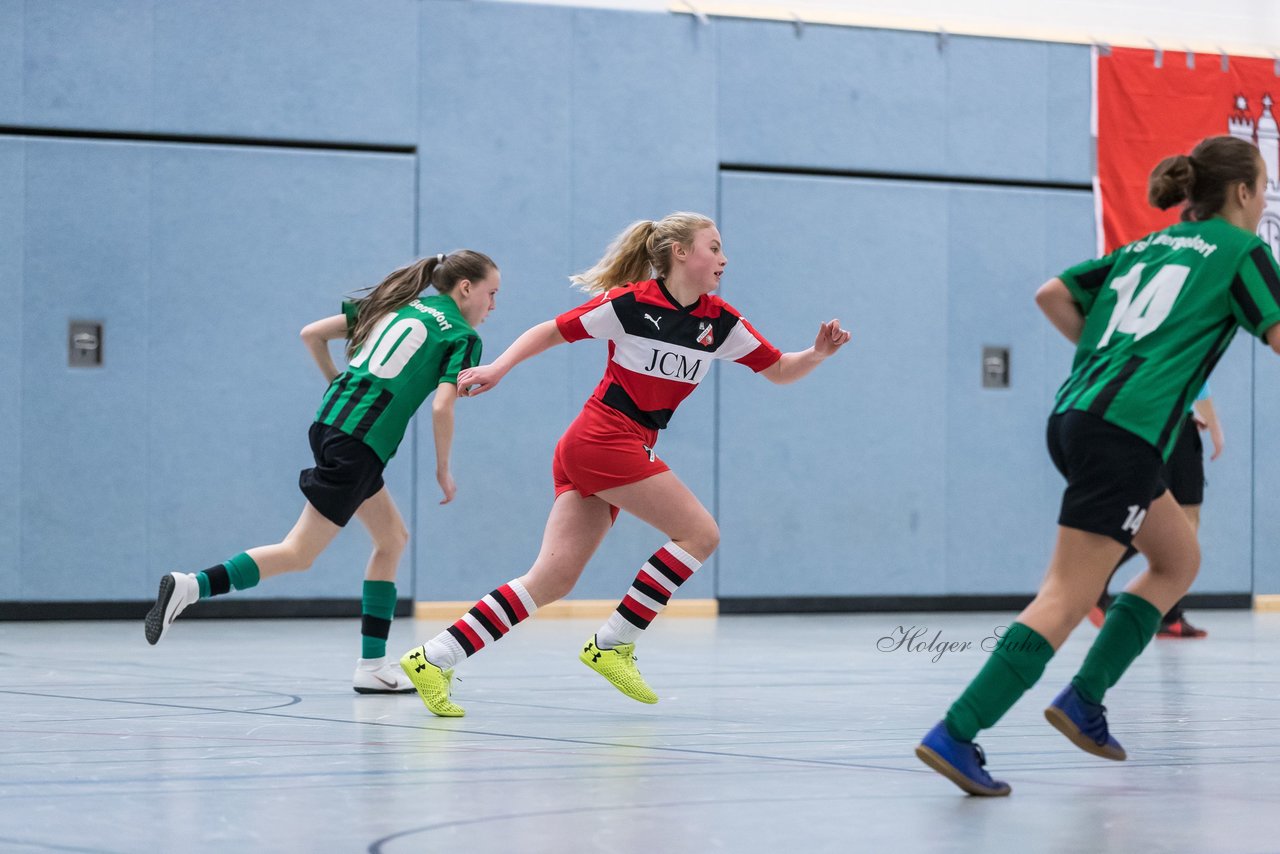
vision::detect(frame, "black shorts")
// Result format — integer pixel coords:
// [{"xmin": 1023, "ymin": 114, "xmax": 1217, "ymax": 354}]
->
[
  {"xmin": 298, "ymin": 422, "xmax": 386, "ymax": 527},
  {"xmin": 1163, "ymin": 417, "xmax": 1205, "ymax": 506},
  {"xmin": 1046, "ymin": 410, "xmax": 1167, "ymax": 546}
]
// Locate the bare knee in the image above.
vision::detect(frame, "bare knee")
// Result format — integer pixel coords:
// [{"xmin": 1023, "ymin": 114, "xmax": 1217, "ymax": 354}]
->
[
  {"xmin": 678, "ymin": 520, "xmax": 720, "ymax": 563},
  {"xmin": 1149, "ymin": 540, "xmax": 1201, "ymax": 584},
  {"xmin": 1042, "ymin": 588, "xmax": 1093, "ymax": 631},
  {"xmin": 279, "ymin": 540, "xmax": 319, "ymax": 573},
  {"xmin": 375, "ymin": 524, "xmax": 410, "ymax": 559},
  {"xmin": 523, "ymin": 567, "xmax": 578, "ymax": 605}
]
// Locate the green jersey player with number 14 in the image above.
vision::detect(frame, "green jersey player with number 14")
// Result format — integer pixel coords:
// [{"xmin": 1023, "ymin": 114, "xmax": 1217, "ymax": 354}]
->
[
  {"xmin": 917, "ymin": 135, "xmax": 1280, "ymax": 796},
  {"xmin": 144, "ymin": 251, "xmax": 498, "ymax": 695}
]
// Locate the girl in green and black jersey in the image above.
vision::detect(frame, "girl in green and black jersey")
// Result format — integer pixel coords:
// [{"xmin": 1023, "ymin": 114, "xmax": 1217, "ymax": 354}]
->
[
  {"xmin": 144, "ymin": 252, "xmax": 500, "ymax": 694},
  {"xmin": 917, "ymin": 135, "xmax": 1280, "ymax": 796}
]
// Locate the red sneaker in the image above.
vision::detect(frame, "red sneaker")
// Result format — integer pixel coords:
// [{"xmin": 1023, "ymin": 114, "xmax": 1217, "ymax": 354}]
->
[
  {"xmin": 1157, "ymin": 618, "xmax": 1208, "ymax": 639},
  {"xmin": 1087, "ymin": 605, "xmax": 1106, "ymax": 629}
]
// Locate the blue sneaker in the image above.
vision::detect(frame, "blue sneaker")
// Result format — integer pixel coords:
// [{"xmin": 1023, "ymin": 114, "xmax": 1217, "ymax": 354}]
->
[
  {"xmin": 915, "ymin": 721, "xmax": 1012, "ymax": 797},
  {"xmin": 1044, "ymin": 684, "xmax": 1126, "ymax": 760}
]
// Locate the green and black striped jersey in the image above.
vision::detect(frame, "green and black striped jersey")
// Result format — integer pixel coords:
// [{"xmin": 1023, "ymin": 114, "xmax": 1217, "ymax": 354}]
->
[
  {"xmin": 315, "ymin": 294, "xmax": 481, "ymax": 463},
  {"xmin": 1053, "ymin": 217, "xmax": 1280, "ymax": 460}
]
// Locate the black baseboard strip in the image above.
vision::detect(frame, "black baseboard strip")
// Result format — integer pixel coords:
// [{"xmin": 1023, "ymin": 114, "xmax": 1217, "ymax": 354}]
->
[
  {"xmin": 718, "ymin": 593, "xmax": 1253, "ymax": 615},
  {"xmin": 1, "ymin": 594, "xmax": 1254, "ymax": 620},
  {"xmin": 0, "ymin": 598, "xmax": 414, "ymax": 621}
]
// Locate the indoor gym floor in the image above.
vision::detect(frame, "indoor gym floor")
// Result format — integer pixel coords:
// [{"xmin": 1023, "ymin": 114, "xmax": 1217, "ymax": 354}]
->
[{"xmin": 1, "ymin": 611, "xmax": 1277, "ymax": 853}]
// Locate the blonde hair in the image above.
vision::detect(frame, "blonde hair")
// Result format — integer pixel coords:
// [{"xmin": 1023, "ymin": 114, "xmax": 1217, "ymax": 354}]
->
[
  {"xmin": 571, "ymin": 212, "xmax": 716, "ymax": 295},
  {"xmin": 347, "ymin": 250, "xmax": 496, "ymax": 358}
]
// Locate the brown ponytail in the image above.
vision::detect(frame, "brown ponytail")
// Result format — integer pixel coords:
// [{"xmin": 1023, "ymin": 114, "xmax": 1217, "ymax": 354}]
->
[
  {"xmin": 1148, "ymin": 135, "xmax": 1261, "ymax": 222},
  {"xmin": 347, "ymin": 250, "xmax": 496, "ymax": 358}
]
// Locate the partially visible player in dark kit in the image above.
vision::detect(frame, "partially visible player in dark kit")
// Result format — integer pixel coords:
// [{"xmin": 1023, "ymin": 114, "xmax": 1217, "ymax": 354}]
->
[{"xmin": 917, "ymin": 135, "xmax": 1280, "ymax": 796}]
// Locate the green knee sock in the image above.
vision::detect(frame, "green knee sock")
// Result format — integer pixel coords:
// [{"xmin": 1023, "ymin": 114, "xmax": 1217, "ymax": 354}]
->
[
  {"xmin": 361, "ymin": 580, "xmax": 398, "ymax": 659},
  {"xmin": 195, "ymin": 552, "xmax": 261, "ymax": 599},
  {"xmin": 1071, "ymin": 592, "xmax": 1161, "ymax": 703},
  {"xmin": 945, "ymin": 622, "xmax": 1055, "ymax": 742}
]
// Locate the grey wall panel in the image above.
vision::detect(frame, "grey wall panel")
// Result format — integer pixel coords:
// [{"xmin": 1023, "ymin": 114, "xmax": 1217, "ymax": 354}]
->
[
  {"xmin": 0, "ymin": 140, "xmax": 22, "ymax": 598},
  {"xmin": 21, "ymin": 140, "xmax": 151, "ymax": 600},
  {"xmin": 718, "ymin": 172, "xmax": 949, "ymax": 597}
]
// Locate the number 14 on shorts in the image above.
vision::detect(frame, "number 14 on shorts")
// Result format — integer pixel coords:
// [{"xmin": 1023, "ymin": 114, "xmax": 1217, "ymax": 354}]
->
[{"xmin": 1121, "ymin": 504, "xmax": 1147, "ymax": 536}]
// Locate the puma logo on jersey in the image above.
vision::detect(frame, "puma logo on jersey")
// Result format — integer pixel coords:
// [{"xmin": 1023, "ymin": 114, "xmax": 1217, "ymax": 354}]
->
[
  {"xmin": 696, "ymin": 322, "xmax": 714, "ymax": 347},
  {"xmin": 644, "ymin": 313, "xmax": 663, "ymax": 330}
]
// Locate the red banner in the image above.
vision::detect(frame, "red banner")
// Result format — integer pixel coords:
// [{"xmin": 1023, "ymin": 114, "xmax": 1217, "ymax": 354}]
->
[{"xmin": 1095, "ymin": 47, "xmax": 1280, "ymax": 255}]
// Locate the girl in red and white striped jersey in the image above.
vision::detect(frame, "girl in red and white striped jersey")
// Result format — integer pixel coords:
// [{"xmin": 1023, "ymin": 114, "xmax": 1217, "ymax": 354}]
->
[{"xmin": 399, "ymin": 212, "xmax": 851, "ymax": 716}]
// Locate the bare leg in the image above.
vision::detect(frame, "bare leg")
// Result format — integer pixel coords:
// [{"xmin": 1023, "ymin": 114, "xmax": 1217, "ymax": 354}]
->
[
  {"xmin": 1182, "ymin": 503, "xmax": 1201, "ymax": 534},
  {"xmin": 353, "ymin": 487, "xmax": 410, "ymax": 583},
  {"xmin": 584, "ymin": 471, "xmax": 719, "ymax": 657},
  {"xmin": 595, "ymin": 470, "xmax": 720, "ymax": 561},
  {"xmin": 1124, "ymin": 491, "xmax": 1200, "ymax": 615},
  {"xmin": 245, "ymin": 503, "xmax": 343, "ymax": 580},
  {"xmin": 515, "ymin": 490, "xmax": 617, "ymax": 606},
  {"xmin": 1016, "ymin": 527, "xmax": 1127, "ymax": 650}
]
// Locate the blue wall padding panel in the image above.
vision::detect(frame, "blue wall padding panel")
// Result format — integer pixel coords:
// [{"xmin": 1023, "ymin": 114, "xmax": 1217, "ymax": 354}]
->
[
  {"xmin": 9, "ymin": 0, "xmax": 417, "ymax": 145},
  {"xmin": 16, "ymin": 139, "xmax": 414, "ymax": 600},
  {"xmin": 716, "ymin": 20, "xmax": 1092, "ymax": 183}
]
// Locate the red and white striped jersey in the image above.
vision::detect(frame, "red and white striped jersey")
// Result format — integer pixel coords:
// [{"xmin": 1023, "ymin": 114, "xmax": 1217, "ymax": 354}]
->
[{"xmin": 555, "ymin": 279, "xmax": 781, "ymax": 430}]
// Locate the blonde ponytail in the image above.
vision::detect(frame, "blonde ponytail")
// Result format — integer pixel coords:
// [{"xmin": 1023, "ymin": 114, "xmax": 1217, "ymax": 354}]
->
[
  {"xmin": 571, "ymin": 220, "xmax": 656, "ymax": 295},
  {"xmin": 571, "ymin": 212, "xmax": 716, "ymax": 295}
]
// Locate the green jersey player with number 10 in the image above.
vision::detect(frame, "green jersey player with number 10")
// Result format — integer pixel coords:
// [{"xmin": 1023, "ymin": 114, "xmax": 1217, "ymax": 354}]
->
[
  {"xmin": 144, "ymin": 251, "xmax": 498, "ymax": 695},
  {"xmin": 917, "ymin": 135, "xmax": 1280, "ymax": 796}
]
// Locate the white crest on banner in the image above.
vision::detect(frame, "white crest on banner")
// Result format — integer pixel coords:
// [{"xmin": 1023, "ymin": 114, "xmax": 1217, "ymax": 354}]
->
[{"xmin": 1227, "ymin": 93, "xmax": 1280, "ymax": 257}]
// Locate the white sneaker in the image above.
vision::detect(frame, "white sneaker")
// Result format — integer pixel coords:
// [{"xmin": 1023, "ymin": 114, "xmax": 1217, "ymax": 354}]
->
[
  {"xmin": 144, "ymin": 572, "xmax": 200, "ymax": 645},
  {"xmin": 353, "ymin": 657, "xmax": 416, "ymax": 694}
]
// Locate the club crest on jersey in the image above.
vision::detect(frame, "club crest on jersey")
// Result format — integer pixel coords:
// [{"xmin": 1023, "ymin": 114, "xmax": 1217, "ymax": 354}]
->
[{"xmin": 696, "ymin": 322, "xmax": 714, "ymax": 347}]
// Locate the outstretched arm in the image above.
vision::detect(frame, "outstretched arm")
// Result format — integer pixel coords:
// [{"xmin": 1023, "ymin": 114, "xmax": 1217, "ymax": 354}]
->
[
  {"xmin": 458, "ymin": 319, "xmax": 567, "ymax": 396},
  {"xmin": 1035, "ymin": 278, "xmax": 1084, "ymax": 344},
  {"xmin": 299, "ymin": 314, "xmax": 350, "ymax": 382},
  {"xmin": 431, "ymin": 381, "xmax": 459, "ymax": 504},
  {"xmin": 760, "ymin": 319, "xmax": 852, "ymax": 385}
]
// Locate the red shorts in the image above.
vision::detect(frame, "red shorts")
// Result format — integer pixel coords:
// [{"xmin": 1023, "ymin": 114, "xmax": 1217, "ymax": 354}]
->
[{"xmin": 553, "ymin": 398, "xmax": 670, "ymax": 515}]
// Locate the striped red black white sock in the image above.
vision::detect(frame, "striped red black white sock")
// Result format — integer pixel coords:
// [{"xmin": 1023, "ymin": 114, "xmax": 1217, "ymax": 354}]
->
[
  {"xmin": 422, "ymin": 580, "xmax": 537, "ymax": 670},
  {"xmin": 596, "ymin": 542, "xmax": 702, "ymax": 648}
]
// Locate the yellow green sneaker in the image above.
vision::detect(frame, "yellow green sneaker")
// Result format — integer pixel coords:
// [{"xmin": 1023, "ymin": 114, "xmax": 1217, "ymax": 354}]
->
[
  {"xmin": 579, "ymin": 636, "xmax": 658, "ymax": 704},
  {"xmin": 399, "ymin": 646, "xmax": 464, "ymax": 717}
]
